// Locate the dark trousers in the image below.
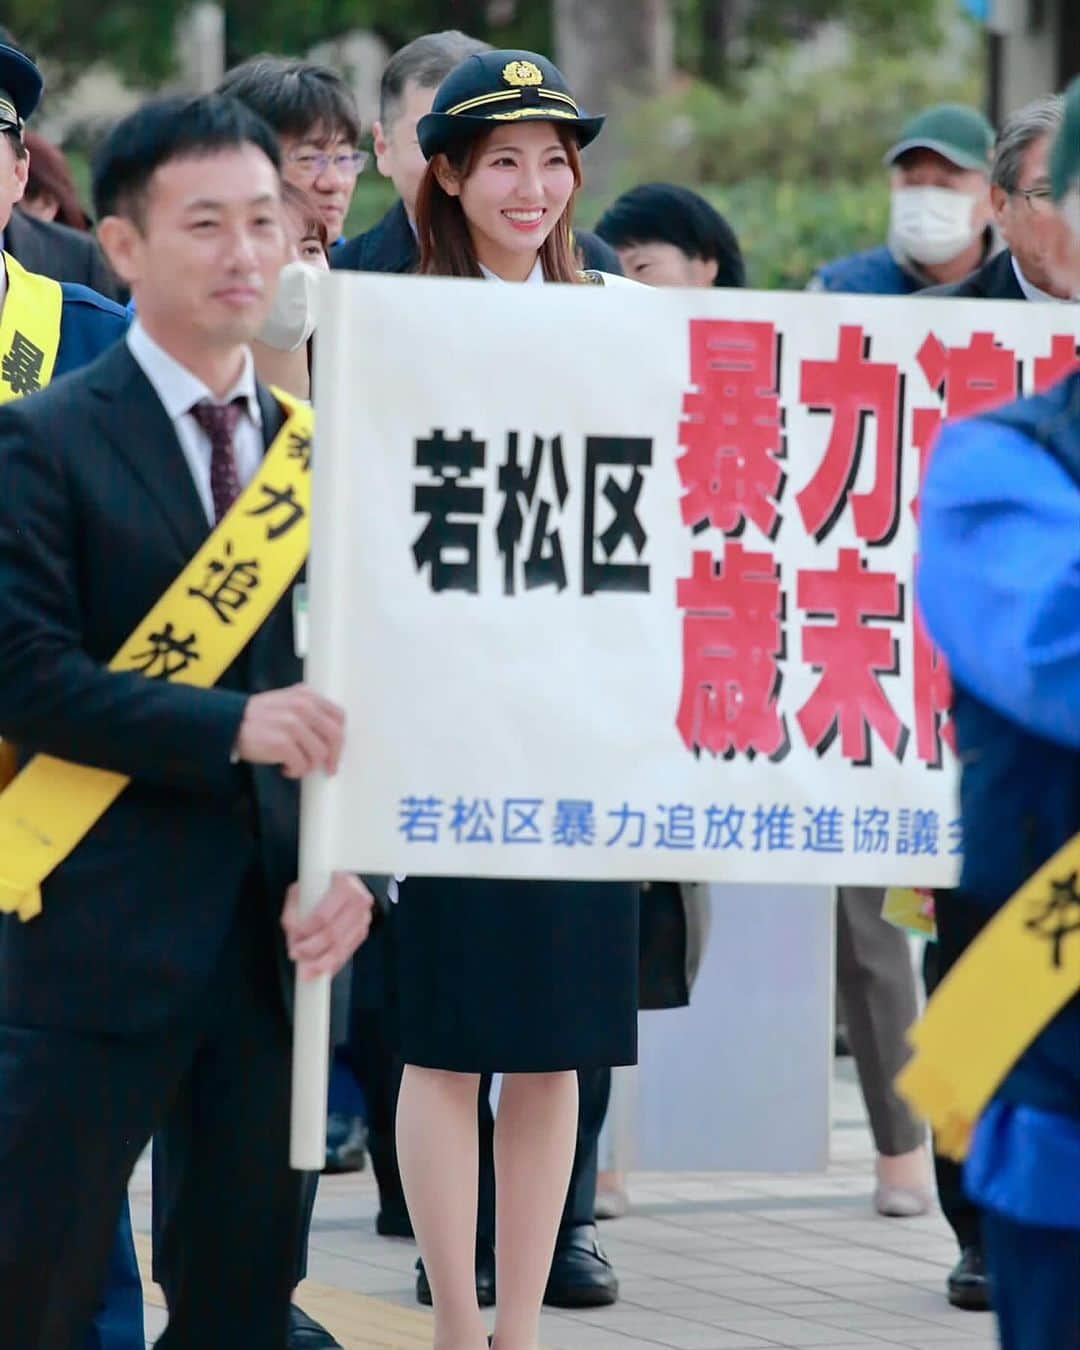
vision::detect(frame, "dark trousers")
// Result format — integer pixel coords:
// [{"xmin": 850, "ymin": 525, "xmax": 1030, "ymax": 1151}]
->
[
  {"xmin": 152, "ymin": 1143, "xmax": 319, "ymax": 1289},
  {"xmin": 924, "ymin": 891, "xmax": 988, "ymax": 1253},
  {"xmin": 0, "ymin": 887, "xmax": 304, "ymax": 1350},
  {"xmin": 344, "ymin": 1001, "xmax": 607, "ymax": 1239},
  {"xmin": 982, "ymin": 1210, "xmax": 1080, "ymax": 1350},
  {"xmin": 83, "ymin": 1199, "xmax": 144, "ymax": 1350}
]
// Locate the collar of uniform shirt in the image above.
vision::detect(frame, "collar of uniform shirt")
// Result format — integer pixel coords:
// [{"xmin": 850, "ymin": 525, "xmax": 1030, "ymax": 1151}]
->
[
  {"xmin": 479, "ymin": 257, "xmax": 545, "ymax": 284},
  {"xmin": 0, "ymin": 250, "xmax": 7, "ymax": 312},
  {"xmin": 126, "ymin": 319, "xmax": 262, "ymax": 427},
  {"xmin": 1011, "ymin": 254, "xmax": 1070, "ymax": 303}
]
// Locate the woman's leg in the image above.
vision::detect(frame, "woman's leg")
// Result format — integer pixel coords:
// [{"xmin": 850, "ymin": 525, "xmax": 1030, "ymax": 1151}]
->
[
  {"xmin": 397, "ymin": 1065, "xmax": 487, "ymax": 1350},
  {"xmin": 836, "ymin": 888, "xmax": 931, "ymax": 1209},
  {"xmin": 492, "ymin": 1071, "xmax": 579, "ymax": 1350}
]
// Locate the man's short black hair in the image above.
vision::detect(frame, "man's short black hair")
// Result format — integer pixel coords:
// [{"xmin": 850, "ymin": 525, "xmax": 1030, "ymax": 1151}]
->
[
  {"xmin": 594, "ymin": 183, "xmax": 746, "ymax": 287},
  {"xmin": 219, "ymin": 56, "xmax": 360, "ymax": 146},
  {"xmin": 92, "ymin": 93, "xmax": 281, "ymax": 222},
  {"xmin": 379, "ymin": 31, "xmax": 490, "ymax": 127}
]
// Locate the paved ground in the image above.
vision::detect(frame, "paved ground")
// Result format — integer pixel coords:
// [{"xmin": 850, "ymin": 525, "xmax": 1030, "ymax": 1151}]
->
[{"xmin": 131, "ymin": 1061, "xmax": 998, "ymax": 1349}]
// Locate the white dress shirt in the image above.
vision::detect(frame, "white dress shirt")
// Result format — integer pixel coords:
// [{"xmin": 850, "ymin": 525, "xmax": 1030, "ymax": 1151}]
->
[
  {"xmin": 126, "ymin": 321, "xmax": 264, "ymax": 524},
  {"xmin": 480, "ymin": 258, "xmax": 545, "ymax": 284}
]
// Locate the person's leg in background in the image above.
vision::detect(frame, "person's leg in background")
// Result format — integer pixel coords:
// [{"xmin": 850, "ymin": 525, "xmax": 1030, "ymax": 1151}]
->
[
  {"xmin": 924, "ymin": 891, "xmax": 991, "ymax": 1310},
  {"xmin": 82, "ymin": 1198, "xmax": 145, "ymax": 1350},
  {"xmin": 836, "ymin": 887, "xmax": 932, "ymax": 1215},
  {"xmin": 544, "ymin": 1067, "xmax": 619, "ymax": 1309}
]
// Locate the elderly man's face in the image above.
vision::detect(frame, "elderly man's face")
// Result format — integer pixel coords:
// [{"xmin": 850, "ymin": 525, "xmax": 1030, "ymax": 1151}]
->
[{"xmin": 992, "ymin": 134, "xmax": 1068, "ymax": 297}]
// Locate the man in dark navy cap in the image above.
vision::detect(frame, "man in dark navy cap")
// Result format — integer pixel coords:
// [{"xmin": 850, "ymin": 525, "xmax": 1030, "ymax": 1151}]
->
[{"xmin": 0, "ymin": 42, "xmax": 126, "ymax": 385}]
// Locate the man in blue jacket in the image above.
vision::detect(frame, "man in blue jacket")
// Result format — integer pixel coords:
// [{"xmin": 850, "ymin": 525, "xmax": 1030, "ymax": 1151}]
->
[
  {"xmin": 917, "ymin": 76, "xmax": 1080, "ymax": 1350},
  {"xmin": 811, "ymin": 103, "xmax": 995, "ymax": 294}
]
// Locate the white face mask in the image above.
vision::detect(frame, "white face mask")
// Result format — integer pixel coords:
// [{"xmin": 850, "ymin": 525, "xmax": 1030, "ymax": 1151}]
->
[
  {"xmin": 889, "ymin": 186, "xmax": 979, "ymax": 266},
  {"xmin": 256, "ymin": 260, "xmax": 320, "ymax": 352}
]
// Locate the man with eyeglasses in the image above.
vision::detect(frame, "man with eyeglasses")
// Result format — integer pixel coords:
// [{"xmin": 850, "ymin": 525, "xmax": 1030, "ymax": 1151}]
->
[
  {"xmin": 218, "ymin": 56, "xmax": 365, "ymax": 251},
  {"xmin": 927, "ymin": 95, "xmax": 1071, "ymax": 301}
]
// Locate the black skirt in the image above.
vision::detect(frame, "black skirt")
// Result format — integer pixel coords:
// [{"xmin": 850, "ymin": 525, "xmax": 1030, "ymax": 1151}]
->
[{"xmin": 391, "ymin": 877, "xmax": 639, "ymax": 1073}]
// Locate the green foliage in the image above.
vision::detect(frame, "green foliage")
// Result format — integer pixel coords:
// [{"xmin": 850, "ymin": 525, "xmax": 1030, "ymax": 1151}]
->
[
  {"xmin": 5, "ymin": 0, "xmax": 551, "ymax": 86},
  {"xmin": 672, "ymin": 0, "xmax": 944, "ymax": 78},
  {"xmin": 5, "ymin": 2, "xmax": 186, "ymax": 84},
  {"xmin": 577, "ymin": 38, "xmax": 982, "ymax": 289},
  {"xmin": 700, "ymin": 178, "xmax": 889, "ymax": 289},
  {"xmin": 613, "ymin": 46, "xmax": 982, "ymax": 191}
]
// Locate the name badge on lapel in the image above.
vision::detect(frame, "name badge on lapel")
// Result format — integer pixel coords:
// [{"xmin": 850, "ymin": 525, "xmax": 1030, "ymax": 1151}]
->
[{"xmin": 292, "ymin": 583, "xmax": 309, "ymax": 660}]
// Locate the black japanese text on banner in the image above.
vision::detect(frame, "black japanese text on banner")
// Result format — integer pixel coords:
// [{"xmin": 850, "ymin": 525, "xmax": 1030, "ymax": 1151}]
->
[{"xmin": 307, "ymin": 276, "xmax": 1079, "ymax": 886}]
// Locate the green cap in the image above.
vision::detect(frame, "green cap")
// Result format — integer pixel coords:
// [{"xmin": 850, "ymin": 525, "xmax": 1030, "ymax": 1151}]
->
[
  {"xmin": 884, "ymin": 103, "xmax": 994, "ymax": 173},
  {"xmin": 1050, "ymin": 76, "xmax": 1080, "ymax": 200}
]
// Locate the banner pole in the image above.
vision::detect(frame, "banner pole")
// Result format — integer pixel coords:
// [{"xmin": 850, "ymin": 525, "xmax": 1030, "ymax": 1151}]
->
[
  {"xmin": 289, "ymin": 271, "xmax": 356, "ymax": 1170},
  {"xmin": 289, "ymin": 779, "xmax": 333, "ymax": 1170}
]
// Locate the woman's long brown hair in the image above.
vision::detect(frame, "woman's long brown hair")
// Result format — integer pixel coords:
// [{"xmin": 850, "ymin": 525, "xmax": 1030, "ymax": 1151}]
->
[{"xmin": 417, "ymin": 123, "xmax": 584, "ymax": 283}]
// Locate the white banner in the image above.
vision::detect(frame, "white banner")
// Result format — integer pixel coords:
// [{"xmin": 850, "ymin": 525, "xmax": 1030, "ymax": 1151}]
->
[{"xmin": 308, "ymin": 274, "xmax": 1078, "ymax": 887}]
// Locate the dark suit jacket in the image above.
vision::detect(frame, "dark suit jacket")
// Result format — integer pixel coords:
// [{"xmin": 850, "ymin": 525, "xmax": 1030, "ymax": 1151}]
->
[
  {"xmin": 921, "ymin": 247, "xmax": 1026, "ymax": 300},
  {"xmin": 333, "ymin": 200, "xmax": 624, "ymax": 277},
  {"xmin": 5, "ymin": 208, "xmax": 127, "ymax": 303},
  {"xmin": 0, "ymin": 341, "xmax": 303, "ymax": 1036},
  {"xmin": 333, "ymin": 200, "xmax": 417, "ymax": 275}
]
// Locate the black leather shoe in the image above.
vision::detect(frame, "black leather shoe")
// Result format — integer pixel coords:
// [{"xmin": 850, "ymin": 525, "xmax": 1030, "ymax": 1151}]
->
[
  {"xmin": 544, "ymin": 1223, "xmax": 619, "ymax": 1308},
  {"xmin": 323, "ymin": 1112, "xmax": 368, "ymax": 1174},
  {"xmin": 288, "ymin": 1303, "xmax": 343, "ymax": 1348},
  {"xmin": 416, "ymin": 1239, "xmax": 496, "ymax": 1307},
  {"xmin": 947, "ymin": 1246, "xmax": 991, "ymax": 1311}
]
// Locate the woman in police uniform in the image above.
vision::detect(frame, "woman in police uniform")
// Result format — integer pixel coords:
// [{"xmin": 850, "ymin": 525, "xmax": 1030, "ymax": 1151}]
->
[{"xmin": 391, "ymin": 50, "xmax": 638, "ymax": 1350}]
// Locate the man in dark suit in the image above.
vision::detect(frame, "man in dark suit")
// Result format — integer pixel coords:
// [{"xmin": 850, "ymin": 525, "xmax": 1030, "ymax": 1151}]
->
[
  {"xmin": 4, "ymin": 204, "xmax": 125, "ymax": 301},
  {"xmin": 926, "ymin": 94, "xmax": 1069, "ymax": 303},
  {"xmin": 0, "ymin": 94, "xmax": 373, "ymax": 1349}
]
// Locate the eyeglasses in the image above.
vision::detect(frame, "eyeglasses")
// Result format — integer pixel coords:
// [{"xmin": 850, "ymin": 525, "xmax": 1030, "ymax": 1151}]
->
[
  {"xmin": 286, "ymin": 148, "xmax": 369, "ymax": 180},
  {"xmin": 1012, "ymin": 185, "xmax": 1054, "ymax": 213}
]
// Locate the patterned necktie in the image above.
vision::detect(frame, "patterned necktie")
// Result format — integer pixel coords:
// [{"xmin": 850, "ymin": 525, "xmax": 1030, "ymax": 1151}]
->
[{"xmin": 189, "ymin": 397, "xmax": 246, "ymax": 523}]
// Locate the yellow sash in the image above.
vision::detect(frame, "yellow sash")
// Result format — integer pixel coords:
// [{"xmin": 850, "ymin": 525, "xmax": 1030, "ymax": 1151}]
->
[
  {"xmin": 897, "ymin": 830, "xmax": 1080, "ymax": 1160},
  {"xmin": 0, "ymin": 251, "xmax": 63, "ymax": 403},
  {"xmin": 0, "ymin": 392, "xmax": 314, "ymax": 921}
]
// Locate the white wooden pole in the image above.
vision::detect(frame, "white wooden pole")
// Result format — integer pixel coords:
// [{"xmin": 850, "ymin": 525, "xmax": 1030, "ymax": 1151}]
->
[{"xmin": 289, "ymin": 271, "xmax": 357, "ymax": 1170}]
